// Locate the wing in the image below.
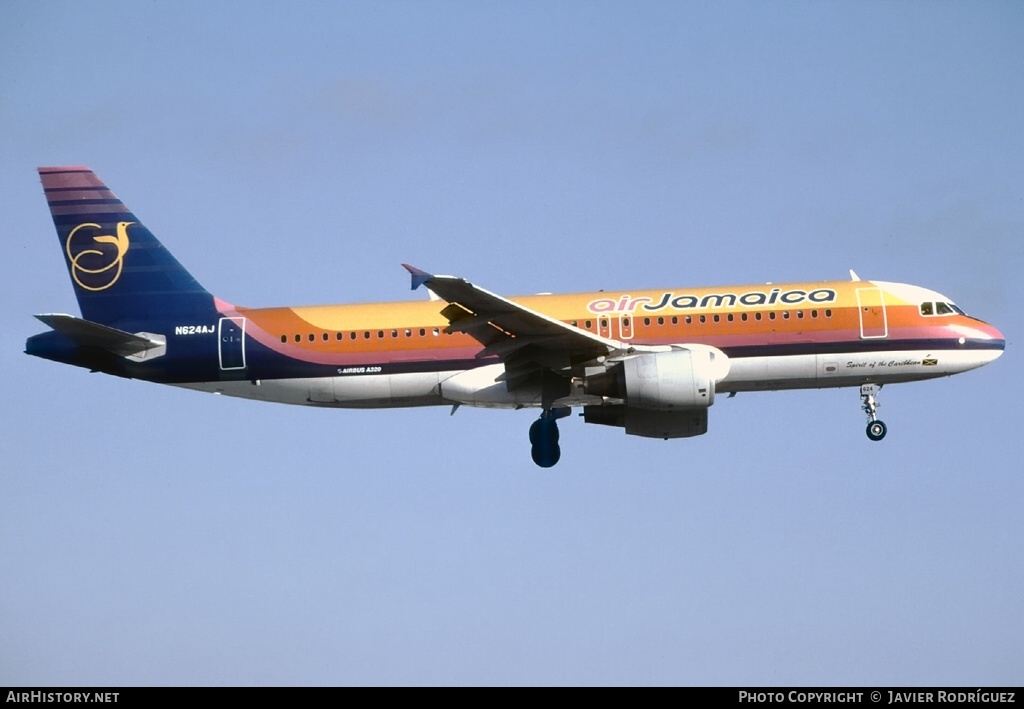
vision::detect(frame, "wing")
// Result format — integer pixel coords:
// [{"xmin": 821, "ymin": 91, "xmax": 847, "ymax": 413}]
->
[{"xmin": 403, "ymin": 265, "xmax": 627, "ymax": 397}]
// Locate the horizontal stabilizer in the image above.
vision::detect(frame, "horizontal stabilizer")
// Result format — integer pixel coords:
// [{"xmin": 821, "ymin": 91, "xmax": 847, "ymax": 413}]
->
[{"xmin": 34, "ymin": 314, "xmax": 166, "ymax": 360}]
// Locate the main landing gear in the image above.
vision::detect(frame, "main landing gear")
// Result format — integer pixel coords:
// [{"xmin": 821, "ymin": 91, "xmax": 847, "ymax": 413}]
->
[
  {"xmin": 860, "ymin": 384, "xmax": 887, "ymax": 441},
  {"xmin": 529, "ymin": 407, "xmax": 571, "ymax": 468}
]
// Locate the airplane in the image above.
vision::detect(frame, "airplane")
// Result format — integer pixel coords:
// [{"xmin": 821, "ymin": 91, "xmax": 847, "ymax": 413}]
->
[{"xmin": 26, "ymin": 166, "xmax": 1005, "ymax": 467}]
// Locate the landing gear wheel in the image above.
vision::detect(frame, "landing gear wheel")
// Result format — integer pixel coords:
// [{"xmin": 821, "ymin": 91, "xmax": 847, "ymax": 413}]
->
[
  {"xmin": 866, "ymin": 420, "xmax": 887, "ymax": 441},
  {"xmin": 530, "ymin": 418, "xmax": 561, "ymax": 467},
  {"xmin": 529, "ymin": 418, "xmax": 559, "ymax": 446},
  {"xmin": 529, "ymin": 409, "xmax": 569, "ymax": 468},
  {"xmin": 531, "ymin": 441, "xmax": 561, "ymax": 468}
]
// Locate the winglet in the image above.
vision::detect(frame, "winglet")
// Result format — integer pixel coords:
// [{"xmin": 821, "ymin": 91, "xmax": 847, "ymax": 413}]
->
[{"xmin": 402, "ymin": 264, "xmax": 432, "ymax": 291}]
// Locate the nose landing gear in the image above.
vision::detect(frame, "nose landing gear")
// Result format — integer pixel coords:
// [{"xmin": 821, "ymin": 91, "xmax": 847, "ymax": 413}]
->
[
  {"xmin": 529, "ymin": 407, "xmax": 571, "ymax": 468},
  {"xmin": 860, "ymin": 384, "xmax": 887, "ymax": 441}
]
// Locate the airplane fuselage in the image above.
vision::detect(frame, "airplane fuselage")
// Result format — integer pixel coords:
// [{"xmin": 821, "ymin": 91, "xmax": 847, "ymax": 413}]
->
[
  {"xmin": 26, "ymin": 166, "xmax": 1005, "ymax": 466},
  {"xmin": 30, "ymin": 278, "xmax": 1001, "ymax": 409}
]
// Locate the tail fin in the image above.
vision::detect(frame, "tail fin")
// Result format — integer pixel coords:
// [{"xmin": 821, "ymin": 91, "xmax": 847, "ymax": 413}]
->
[{"xmin": 39, "ymin": 166, "xmax": 214, "ymax": 326}]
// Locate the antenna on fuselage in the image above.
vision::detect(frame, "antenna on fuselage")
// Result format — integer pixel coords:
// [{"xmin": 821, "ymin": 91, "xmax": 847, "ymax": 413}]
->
[{"xmin": 849, "ymin": 269, "xmax": 861, "ymax": 281}]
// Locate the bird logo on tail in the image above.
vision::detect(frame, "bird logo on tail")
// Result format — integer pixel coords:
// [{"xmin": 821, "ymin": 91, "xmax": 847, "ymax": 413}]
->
[{"xmin": 65, "ymin": 221, "xmax": 133, "ymax": 291}]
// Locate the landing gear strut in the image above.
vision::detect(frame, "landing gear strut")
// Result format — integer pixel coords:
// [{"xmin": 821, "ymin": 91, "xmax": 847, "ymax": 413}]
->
[
  {"xmin": 529, "ymin": 407, "xmax": 571, "ymax": 468},
  {"xmin": 860, "ymin": 384, "xmax": 887, "ymax": 441}
]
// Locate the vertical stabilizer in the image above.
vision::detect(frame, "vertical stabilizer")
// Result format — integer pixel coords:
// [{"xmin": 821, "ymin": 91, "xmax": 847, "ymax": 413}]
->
[{"xmin": 38, "ymin": 166, "xmax": 213, "ymax": 326}]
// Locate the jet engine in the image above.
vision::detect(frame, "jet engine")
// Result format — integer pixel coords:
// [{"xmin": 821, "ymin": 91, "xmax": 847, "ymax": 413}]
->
[
  {"xmin": 584, "ymin": 347, "xmax": 726, "ymax": 409},
  {"xmin": 582, "ymin": 346, "xmax": 729, "ymax": 439}
]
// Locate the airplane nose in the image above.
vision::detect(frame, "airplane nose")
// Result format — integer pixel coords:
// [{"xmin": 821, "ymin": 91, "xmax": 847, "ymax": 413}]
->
[
  {"xmin": 979, "ymin": 321, "xmax": 1006, "ymax": 355},
  {"xmin": 954, "ymin": 318, "xmax": 1005, "ymax": 361}
]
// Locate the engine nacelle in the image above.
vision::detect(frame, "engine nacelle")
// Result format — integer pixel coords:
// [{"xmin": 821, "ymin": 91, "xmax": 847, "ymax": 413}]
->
[
  {"xmin": 584, "ymin": 348, "xmax": 722, "ymax": 410},
  {"xmin": 583, "ymin": 405, "xmax": 708, "ymax": 439}
]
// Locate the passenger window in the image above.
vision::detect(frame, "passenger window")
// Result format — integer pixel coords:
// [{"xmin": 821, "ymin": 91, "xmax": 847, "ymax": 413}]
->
[
  {"xmin": 797, "ymin": 311, "xmax": 804, "ymax": 319},
  {"xmin": 811, "ymin": 310, "xmax": 818, "ymax": 318},
  {"xmin": 419, "ymin": 328, "xmax": 426, "ymax": 336},
  {"xmin": 741, "ymin": 313, "xmax": 748, "ymax": 322},
  {"xmin": 308, "ymin": 334, "xmax": 315, "ymax": 342},
  {"xmin": 644, "ymin": 317, "xmax": 651, "ymax": 326},
  {"xmin": 769, "ymin": 312, "xmax": 776, "ymax": 320},
  {"xmin": 585, "ymin": 320, "xmax": 593, "ymax": 329},
  {"xmin": 671, "ymin": 316, "xmax": 678, "ymax": 325},
  {"xmin": 294, "ymin": 334, "xmax": 301, "ymax": 343},
  {"xmin": 713, "ymin": 314, "xmax": 720, "ymax": 323},
  {"xmin": 433, "ymin": 327, "xmax": 439, "ymax": 336},
  {"xmin": 727, "ymin": 314, "xmax": 734, "ymax": 322},
  {"xmin": 364, "ymin": 331, "xmax": 370, "ymax": 339},
  {"xmin": 825, "ymin": 309, "xmax": 832, "ymax": 318},
  {"xmin": 623, "ymin": 318, "xmax": 631, "ymax": 327},
  {"xmin": 782, "ymin": 311, "xmax": 789, "ymax": 320},
  {"xmin": 685, "ymin": 316, "xmax": 692, "ymax": 324},
  {"xmin": 657, "ymin": 317, "xmax": 664, "ymax": 326},
  {"xmin": 405, "ymin": 329, "xmax": 412, "ymax": 337},
  {"xmin": 350, "ymin": 332, "xmax": 357, "ymax": 340},
  {"xmin": 322, "ymin": 333, "xmax": 329, "ymax": 341},
  {"xmin": 392, "ymin": 329, "xmax": 398, "ymax": 338},
  {"xmin": 755, "ymin": 313, "xmax": 762, "ymax": 321},
  {"xmin": 281, "ymin": 335, "xmax": 287, "ymax": 343},
  {"xmin": 699, "ymin": 315, "xmax": 706, "ymax": 324}
]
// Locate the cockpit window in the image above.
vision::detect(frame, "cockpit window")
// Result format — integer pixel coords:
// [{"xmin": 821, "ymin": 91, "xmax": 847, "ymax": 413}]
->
[{"xmin": 920, "ymin": 301, "xmax": 963, "ymax": 317}]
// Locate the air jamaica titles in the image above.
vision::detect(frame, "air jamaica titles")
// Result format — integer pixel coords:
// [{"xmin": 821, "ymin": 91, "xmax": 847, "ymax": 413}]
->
[{"xmin": 586, "ymin": 287, "xmax": 837, "ymax": 314}]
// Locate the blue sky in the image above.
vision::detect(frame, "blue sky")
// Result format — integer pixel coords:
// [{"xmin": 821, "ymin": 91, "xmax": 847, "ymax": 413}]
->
[{"xmin": 1, "ymin": 1, "xmax": 1021, "ymax": 686}]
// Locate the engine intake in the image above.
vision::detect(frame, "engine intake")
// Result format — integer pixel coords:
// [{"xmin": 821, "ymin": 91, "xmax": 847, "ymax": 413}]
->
[{"xmin": 584, "ymin": 349, "xmax": 717, "ymax": 410}]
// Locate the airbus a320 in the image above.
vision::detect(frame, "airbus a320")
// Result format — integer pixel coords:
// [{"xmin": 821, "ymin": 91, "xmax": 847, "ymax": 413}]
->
[{"xmin": 26, "ymin": 167, "xmax": 1005, "ymax": 467}]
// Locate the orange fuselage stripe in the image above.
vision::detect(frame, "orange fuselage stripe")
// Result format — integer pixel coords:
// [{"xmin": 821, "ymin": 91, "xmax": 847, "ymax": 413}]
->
[{"xmin": 231, "ymin": 280, "xmax": 941, "ymax": 359}]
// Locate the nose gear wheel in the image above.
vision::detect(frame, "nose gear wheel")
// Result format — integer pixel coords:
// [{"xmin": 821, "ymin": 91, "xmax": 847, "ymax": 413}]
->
[{"xmin": 860, "ymin": 384, "xmax": 887, "ymax": 441}]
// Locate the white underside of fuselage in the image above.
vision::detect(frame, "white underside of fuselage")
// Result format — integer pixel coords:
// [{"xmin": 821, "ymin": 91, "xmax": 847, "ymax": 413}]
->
[{"xmin": 171, "ymin": 348, "xmax": 1000, "ymax": 410}]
